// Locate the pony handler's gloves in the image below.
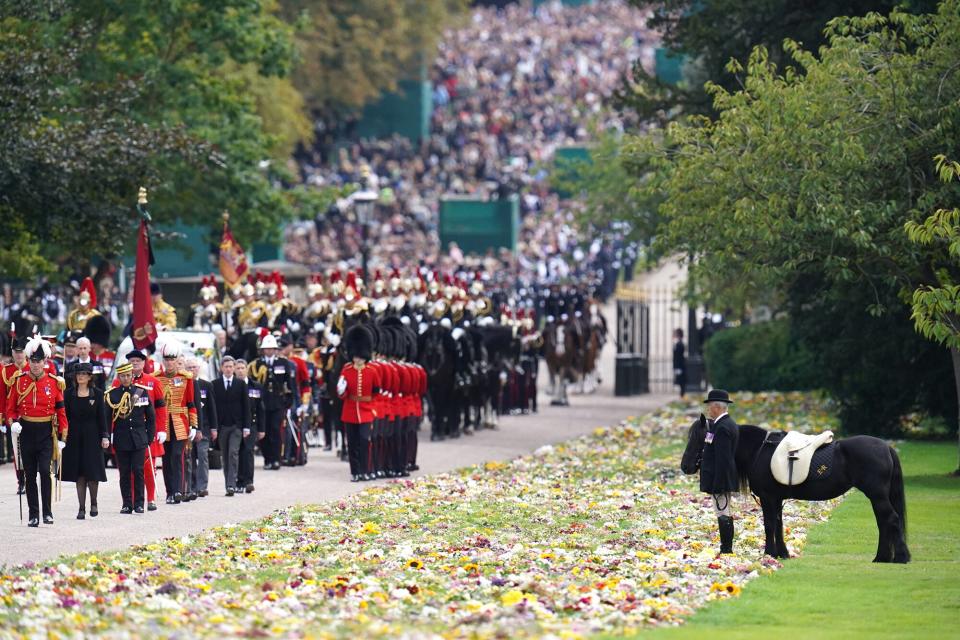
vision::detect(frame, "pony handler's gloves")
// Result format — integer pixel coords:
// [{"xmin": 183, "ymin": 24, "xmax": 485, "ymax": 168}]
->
[
  {"xmin": 10, "ymin": 422, "xmax": 22, "ymax": 435},
  {"xmin": 157, "ymin": 431, "xmax": 168, "ymax": 444}
]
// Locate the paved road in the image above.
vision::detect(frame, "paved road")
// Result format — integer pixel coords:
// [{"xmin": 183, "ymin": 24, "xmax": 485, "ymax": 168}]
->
[{"xmin": 0, "ymin": 305, "xmax": 672, "ymax": 567}]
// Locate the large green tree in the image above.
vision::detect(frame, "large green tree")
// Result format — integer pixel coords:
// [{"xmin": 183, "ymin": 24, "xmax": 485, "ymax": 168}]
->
[
  {"xmin": 626, "ymin": 2, "xmax": 960, "ymax": 436},
  {"xmin": 0, "ymin": 0, "xmax": 325, "ymax": 278}
]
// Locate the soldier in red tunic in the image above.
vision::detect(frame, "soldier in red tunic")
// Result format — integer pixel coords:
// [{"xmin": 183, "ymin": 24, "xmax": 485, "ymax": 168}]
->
[
  {"xmin": 5, "ymin": 336, "xmax": 69, "ymax": 527},
  {"xmin": 1, "ymin": 336, "xmax": 28, "ymax": 493},
  {"xmin": 338, "ymin": 326, "xmax": 380, "ymax": 482}
]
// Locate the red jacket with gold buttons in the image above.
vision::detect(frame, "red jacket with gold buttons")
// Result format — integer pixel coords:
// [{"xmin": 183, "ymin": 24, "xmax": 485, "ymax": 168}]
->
[
  {"xmin": 5, "ymin": 370, "xmax": 69, "ymax": 436},
  {"xmin": 338, "ymin": 362, "xmax": 380, "ymax": 424}
]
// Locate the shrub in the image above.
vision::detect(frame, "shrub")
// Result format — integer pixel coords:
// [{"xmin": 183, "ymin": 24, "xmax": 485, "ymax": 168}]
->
[{"xmin": 704, "ymin": 319, "xmax": 818, "ymax": 392}]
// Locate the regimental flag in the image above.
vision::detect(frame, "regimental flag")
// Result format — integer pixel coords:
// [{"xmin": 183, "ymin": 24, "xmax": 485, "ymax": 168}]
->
[
  {"xmin": 132, "ymin": 217, "xmax": 157, "ymax": 349},
  {"xmin": 219, "ymin": 213, "xmax": 249, "ymax": 287}
]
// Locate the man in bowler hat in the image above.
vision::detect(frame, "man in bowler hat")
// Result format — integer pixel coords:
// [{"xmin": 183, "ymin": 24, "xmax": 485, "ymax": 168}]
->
[{"xmin": 700, "ymin": 389, "xmax": 739, "ymax": 554}]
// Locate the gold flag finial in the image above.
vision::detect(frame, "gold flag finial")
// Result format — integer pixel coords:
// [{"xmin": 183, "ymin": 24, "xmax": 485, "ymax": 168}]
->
[
  {"xmin": 138, "ymin": 187, "xmax": 148, "ymax": 205},
  {"xmin": 222, "ymin": 210, "xmax": 230, "ymax": 223}
]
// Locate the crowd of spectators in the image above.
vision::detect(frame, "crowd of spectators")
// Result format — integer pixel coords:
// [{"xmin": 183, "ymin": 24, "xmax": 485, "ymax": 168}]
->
[{"xmin": 285, "ymin": 0, "xmax": 657, "ymax": 291}]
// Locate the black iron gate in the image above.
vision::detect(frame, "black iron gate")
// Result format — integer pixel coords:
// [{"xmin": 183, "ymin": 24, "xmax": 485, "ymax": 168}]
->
[{"xmin": 614, "ymin": 293, "xmax": 649, "ymax": 396}]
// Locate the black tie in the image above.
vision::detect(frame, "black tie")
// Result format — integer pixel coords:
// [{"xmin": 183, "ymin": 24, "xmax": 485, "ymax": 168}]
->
[{"xmin": 226, "ymin": 379, "xmax": 230, "ymax": 391}]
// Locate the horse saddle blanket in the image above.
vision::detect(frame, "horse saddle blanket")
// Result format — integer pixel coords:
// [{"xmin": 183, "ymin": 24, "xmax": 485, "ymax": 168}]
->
[{"xmin": 771, "ymin": 430, "xmax": 835, "ymax": 486}]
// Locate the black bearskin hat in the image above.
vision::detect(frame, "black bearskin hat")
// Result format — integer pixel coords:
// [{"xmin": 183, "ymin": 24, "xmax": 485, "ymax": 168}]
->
[
  {"xmin": 345, "ymin": 325, "xmax": 373, "ymax": 362},
  {"xmin": 83, "ymin": 314, "xmax": 111, "ymax": 347}
]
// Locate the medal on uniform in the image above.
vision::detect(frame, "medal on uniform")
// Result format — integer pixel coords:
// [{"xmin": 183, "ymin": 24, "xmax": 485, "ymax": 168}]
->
[{"xmin": 705, "ymin": 432, "xmax": 715, "ymax": 444}]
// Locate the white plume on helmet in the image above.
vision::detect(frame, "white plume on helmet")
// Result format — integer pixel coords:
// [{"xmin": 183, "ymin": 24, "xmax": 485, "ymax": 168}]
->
[
  {"xmin": 158, "ymin": 337, "xmax": 183, "ymax": 358},
  {"xmin": 24, "ymin": 335, "xmax": 51, "ymax": 360}
]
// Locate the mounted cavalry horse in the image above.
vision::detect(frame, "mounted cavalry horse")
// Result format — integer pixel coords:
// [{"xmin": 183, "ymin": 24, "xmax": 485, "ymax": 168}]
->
[
  {"xmin": 681, "ymin": 414, "xmax": 910, "ymax": 563},
  {"xmin": 542, "ymin": 315, "xmax": 581, "ymax": 406}
]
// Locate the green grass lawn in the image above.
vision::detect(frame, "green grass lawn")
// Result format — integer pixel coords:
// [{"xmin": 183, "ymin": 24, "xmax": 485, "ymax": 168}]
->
[{"xmin": 625, "ymin": 441, "xmax": 960, "ymax": 640}]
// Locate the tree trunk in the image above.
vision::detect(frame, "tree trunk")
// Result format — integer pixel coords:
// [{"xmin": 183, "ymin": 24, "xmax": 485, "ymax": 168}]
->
[{"xmin": 953, "ymin": 347, "xmax": 960, "ymax": 476}]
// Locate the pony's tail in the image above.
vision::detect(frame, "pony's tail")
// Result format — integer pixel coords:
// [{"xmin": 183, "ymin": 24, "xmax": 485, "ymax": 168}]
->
[{"xmin": 890, "ymin": 447, "xmax": 908, "ymax": 543}]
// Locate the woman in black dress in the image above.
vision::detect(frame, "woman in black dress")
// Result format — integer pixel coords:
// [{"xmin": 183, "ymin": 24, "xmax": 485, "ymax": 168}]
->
[{"xmin": 62, "ymin": 363, "xmax": 109, "ymax": 519}]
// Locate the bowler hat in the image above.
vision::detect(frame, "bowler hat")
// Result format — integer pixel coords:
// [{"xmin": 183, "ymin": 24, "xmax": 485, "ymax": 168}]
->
[
  {"xmin": 704, "ymin": 389, "xmax": 734, "ymax": 404},
  {"xmin": 126, "ymin": 350, "xmax": 147, "ymax": 361}
]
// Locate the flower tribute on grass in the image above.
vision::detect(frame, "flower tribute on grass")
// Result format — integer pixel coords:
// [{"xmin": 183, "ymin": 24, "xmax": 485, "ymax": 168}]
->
[{"xmin": 0, "ymin": 392, "xmax": 840, "ymax": 638}]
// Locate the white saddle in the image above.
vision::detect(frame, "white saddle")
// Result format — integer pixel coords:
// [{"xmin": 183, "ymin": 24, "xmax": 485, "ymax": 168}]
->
[{"xmin": 771, "ymin": 430, "xmax": 834, "ymax": 486}]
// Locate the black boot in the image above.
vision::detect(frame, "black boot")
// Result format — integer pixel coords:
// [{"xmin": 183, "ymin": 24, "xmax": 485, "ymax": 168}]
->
[{"xmin": 718, "ymin": 516, "xmax": 734, "ymax": 554}]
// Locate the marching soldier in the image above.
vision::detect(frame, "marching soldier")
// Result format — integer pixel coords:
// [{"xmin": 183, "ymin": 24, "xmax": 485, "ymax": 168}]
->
[
  {"xmin": 338, "ymin": 326, "xmax": 380, "ymax": 482},
  {"xmin": 116, "ymin": 350, "xmax": 167, "ymax": 511},
  {"xmin": 157, "ymin": 342, "xmax": 197, "ymax": 504},
  {"xmin": 1, "ymin": 337, "xmax": 28, "ymax": 490},
  {"xmin": 192, "ymin": 276, "xmax": 226, "ymax": 332},
  {"xmin": 247, "ymin": 334, "xmax": 297, "ymax": 470},
  {"xmin": 106, "ymin": 362, "xmax": 156, "ymax": 514},
  {"xmin": 4, "ymin": 336, "xmax": 69, "ymax": 527}
]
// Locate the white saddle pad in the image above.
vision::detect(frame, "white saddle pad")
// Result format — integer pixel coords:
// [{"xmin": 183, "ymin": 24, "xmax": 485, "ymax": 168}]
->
[{"xmin": 771, "ymin": 430, "xmax": 834, "ymax": 485}]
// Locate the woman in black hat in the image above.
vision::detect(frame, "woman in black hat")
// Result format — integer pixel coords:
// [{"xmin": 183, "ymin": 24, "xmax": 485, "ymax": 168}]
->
[
  {"xmin": 61, "ymin": 362, "xmax": 109, "ymax": 519},
  {"xmin": 701, "ymin": 389, "xmax": 740, "ymax": 554}
]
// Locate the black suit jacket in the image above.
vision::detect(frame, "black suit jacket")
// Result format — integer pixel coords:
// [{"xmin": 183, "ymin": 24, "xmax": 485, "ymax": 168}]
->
[
  {"xmin": 213, "ymin": 376, "xmax": 249, "ymax": 430},
  {"xmin": 195, "ymin": 378, "xmax": 219, "ymax": 437}
]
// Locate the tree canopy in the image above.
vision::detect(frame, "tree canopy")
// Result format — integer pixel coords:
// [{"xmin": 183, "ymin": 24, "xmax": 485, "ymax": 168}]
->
[{"xmin": 616, "ymin": 0, "xmax": 938, "ymax": 122}]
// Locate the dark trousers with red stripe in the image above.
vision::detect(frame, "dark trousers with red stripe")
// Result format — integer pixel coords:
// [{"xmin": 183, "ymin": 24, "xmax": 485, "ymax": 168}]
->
[
  {"xmin": 345, "ymin": 422, "xmax": 371, "ymax": 477},
  {"xmin": 390, "ymin": 417, "xmax": 408, "ymax": 474},
  {"xmin": 20, "ymin": 421, "xmax": 53, "ymax": 519},
  {"xmin": 161, "ymin": 438, "xmax": 187, "ymax": 497}
]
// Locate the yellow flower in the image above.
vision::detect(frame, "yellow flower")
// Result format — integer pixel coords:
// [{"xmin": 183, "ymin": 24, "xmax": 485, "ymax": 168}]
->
[
  {"xmin": 406, "ymin": 558, "xmax": 424, "ymax": 570},
  {"xmin": 501, "ymin": 590, "xmax": 537, "ymax": 606},
  {"xmin": 462, "ymin": 563, "xmax": 479, "ymax": 574},
  {"xmin": 484, "ymin": 461, "xmax": 506, "ymax": 471},
  {"xmin": 359, "ymin": 522, "xmax": 381, "ymax": 535},
  {"xmin": 539, "ymin": 552, "xmax": 556, "ymax": 560},
  {"xmin": 710, "ymin": 581, "xmax": 742, "ymax": 596}
]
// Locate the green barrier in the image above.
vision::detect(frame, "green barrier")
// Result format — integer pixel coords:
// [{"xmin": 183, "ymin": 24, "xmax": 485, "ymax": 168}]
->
[{"xmin": 439, "ymin": 196, "xmax": 519, "ymax": 254}]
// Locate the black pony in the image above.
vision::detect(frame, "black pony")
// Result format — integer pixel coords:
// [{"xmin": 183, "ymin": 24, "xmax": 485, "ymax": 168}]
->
[{"xmin": 681, "ymin": 415, "xmax": 910, "ymax": 563}]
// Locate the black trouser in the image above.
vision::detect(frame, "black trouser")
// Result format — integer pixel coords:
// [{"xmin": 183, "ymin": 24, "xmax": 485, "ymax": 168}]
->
[
  {"xmin": 345, "ymin": 422, "xmax": 371, "ymax": 477},
  {"xmin": 219, "ymin": 425, "xmax": 242, "ymax": 491},
  {"xmin": 391, "ymin": 417, "xmax": 407, "ymax": 474},
  {"xmin": 116, "ymin": 448, "xmax": 145, "ymax": 509},
  {"xmin": 321, "ymin": 398, "xmax": 334, "ymax": 448},
  {"xmin": 237, "ymin": 430, "xmax": 257, "ymax": 487},
  {"xmin": 162, "ymin": 438, "xmax": 187, "ymax": 497},
  {"xmin": 407, "ymin": 416, "xmax": 419, "ymax": 467},
  {"xmin": 20, "ymin": 420, "xmax": 53, "ymax": 519},
  {"xmin": 262, "ymin": 409, "xmax": 284, "ymax": 465}
]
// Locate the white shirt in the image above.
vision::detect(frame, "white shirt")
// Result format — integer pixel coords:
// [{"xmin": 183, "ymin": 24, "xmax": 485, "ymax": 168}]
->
[{"xmin": 223, "ymin": 376, "xmax": 234, "ymax": 389}]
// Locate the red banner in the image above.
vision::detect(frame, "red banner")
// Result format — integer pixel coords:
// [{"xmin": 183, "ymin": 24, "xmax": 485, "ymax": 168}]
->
[
  {"xmin": 219, "ymin": 219, "xmax": 248, "ymax": 287},
  {"xmin": 132, "ymin": 219, "xmax": 157, "ymax": 349}
]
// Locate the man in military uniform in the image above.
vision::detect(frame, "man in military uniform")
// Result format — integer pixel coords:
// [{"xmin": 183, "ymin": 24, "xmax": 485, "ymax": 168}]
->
[
  {"xmin": 338, "ymin": 326, "xmax": 380, "ymax": 482},
  {"xmin": 157, "ymin": 342, "xmax": 197, "ymax": 503},
  {"xmin": 247, "ymin": 334, "xmax": 297, "ymax": 470},
  {"xmin": 151, "ymin": 282, "xmax": 178, "ymax": 330},
  {"xmin": 67, "ymin": 277, "xmax": 102, "ymax": 332},
  {"xmin": 700, "ymin": 389, "xmax": 740, "ymax": 554},
  {"xmin": 191, "ymin": 276, "xmax": 226, "ymax": 332},
  {"xmin": 1, "ymin": 337, "xmax": 28, "ymax": 487},
  {"xmin": 234, "ymin": 358, "xmax": 265, "ymax": 492},
  {"xmin": 116, "ymin": 350, "xmax": 167, "ymax": 511},
  {"xmin": 106, "ymin": 362, "xmax": 156, "ymax": 514},
  {"xmin": 4, "ymin": 336, "xmax": 69, "ymax": 527}
]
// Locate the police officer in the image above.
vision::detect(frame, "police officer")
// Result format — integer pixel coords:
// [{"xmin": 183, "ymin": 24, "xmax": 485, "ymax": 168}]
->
[
  {"xmin": 247, "ymin": 335, "xmax": 297, "ymax": 471},
  {"xmin": 700, "ymin": 389, "xmax": 740, "ymax": 554},
  {"xmin": 106, "ymin": 362, "xmax": 156, "ymax": 514}
]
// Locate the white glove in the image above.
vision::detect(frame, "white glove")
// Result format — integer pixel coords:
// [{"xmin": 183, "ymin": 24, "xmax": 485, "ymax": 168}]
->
[
  {"xmin": 157, "ymin": 431, "xmax": 168, "ymax": 444},
  {"xmin": 242, "ymin": 428, "xmax": 251, "ymax": 438},
  {"xmin": 58, "ymin": 440, "xmax": 66, "ymax": 452},
  {"xmin": 11, "ymin": 422, "xmax": 22, "ymax": 435},
  {"xmin": 0, "ymin": 425, "xmax": 6, "ymax": 435},
  {"xmin": 189, "ymin": 428, "xmax": 197, "ymax": 440},
  {"xmin": 296, "ymin": 405, "xmax": 307, "ymax": 417}
]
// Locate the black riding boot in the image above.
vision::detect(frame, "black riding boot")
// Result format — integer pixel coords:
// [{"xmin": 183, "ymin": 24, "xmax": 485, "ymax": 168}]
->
[{"xmin": 718, "ymin": 516, "xmax": 734, "ymax": 554}]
